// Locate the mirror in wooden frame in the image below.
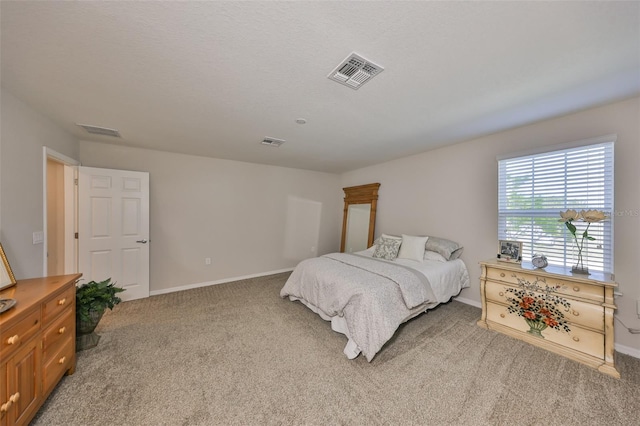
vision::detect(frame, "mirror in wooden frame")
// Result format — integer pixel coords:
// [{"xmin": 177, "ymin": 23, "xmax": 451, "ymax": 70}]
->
[{"xmin": 340, "ymin": 183, "xmax": 380, "ymax": 253}]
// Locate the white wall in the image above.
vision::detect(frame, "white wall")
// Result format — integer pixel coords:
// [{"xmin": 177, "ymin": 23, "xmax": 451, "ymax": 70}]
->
[
  {"xmin": 0, "ymin": 89, "xmax": 79, "ymax": 278},
  {"xmin": 79, "ymin": 141, "xmax": 342, "ymax": 293},
  {"xmin": 342, "ymin": 96, "xmax": 640, "ymax": 352}
]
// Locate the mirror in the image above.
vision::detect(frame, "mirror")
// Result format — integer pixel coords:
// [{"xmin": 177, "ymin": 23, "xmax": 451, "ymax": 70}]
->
[
  {"xmin": 340, "ymin": 183, "xmax": 380, "ymax": 253},
  {"xmin": 345, "ymin": 204, "xmax": 371, "ymax": 252}
]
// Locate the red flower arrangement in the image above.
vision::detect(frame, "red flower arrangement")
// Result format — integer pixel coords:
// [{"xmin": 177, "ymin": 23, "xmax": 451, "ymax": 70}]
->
[{"xmin": 505, "ymin": 276, "xmax": 571, "ymax": 337}]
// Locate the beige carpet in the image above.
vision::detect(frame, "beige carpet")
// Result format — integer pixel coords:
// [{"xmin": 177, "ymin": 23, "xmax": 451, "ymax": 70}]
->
[{"xmin": 33, "ymin": 272, "xmax": 640, "ymax": 425}]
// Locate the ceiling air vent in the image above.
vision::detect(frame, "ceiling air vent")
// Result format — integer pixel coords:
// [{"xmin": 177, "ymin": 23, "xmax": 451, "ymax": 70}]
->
[
  {"xmin": 261, "ymin": 137, "xmax": 285, "ymax": 147},
  {"xmin": 76, "ymin": 124, "xmax": 122, "ymax": 138},
  {"xmin": 327, "ymin": 52, "xmax": 384, "ymax": 90}
]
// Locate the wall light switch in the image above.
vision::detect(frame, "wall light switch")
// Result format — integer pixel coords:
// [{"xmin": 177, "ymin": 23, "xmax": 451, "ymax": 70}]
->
[
  {"xmin": 637, "ymin": 299, "xmax": 640, "ymax": 318},
  {"xmin": 32, "ymin": 231, "xmax": 44, "ymax": 244},
  {"xmin": 205, "ymin": 258, "xmax": 212, "ymax": 265}
]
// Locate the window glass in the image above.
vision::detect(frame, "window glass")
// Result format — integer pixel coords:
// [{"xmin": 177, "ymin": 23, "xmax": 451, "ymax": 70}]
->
[{"xmin": 498, "ymin": 141, "xmax": 614, "ymax": 272}]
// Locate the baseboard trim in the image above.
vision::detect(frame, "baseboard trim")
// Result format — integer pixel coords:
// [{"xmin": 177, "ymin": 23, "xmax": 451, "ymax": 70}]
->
[
  {"xmin": 149, "ymin": 268, "xmax": 294, "ymax": 296},
  {"xmin": 454, "ymin": 296, "xmax": 481, "ymax": 308},
  {"xmin": 615, "ymin": 343, "xmax": 640, "ymax": 359}
]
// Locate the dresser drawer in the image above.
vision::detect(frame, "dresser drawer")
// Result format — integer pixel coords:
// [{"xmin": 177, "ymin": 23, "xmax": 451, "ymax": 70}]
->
[
  {"xmin": 486, "ymin": 302, "xmax": 604, "ymax": 359},
  {"xmin": 0, "ymin": 308, "xmax": 41, "ymax": 359},
  {"xmin": 43, "ymin": 286, "xmax": 74, "ymax": 326},
  {"xmin": 485, "ymin": 281, "xmax": 605, "ymax": 332},
  {"xmin": 486, "ymin": 267, "xmax": 604, "ymax": 303},
  {"xmin": 42, "ymin": 336, "xmax": 74, "ymax": 395},
  {"xmin": 43, "ymin": 307, "xmax": 74, "ymax": 356}
]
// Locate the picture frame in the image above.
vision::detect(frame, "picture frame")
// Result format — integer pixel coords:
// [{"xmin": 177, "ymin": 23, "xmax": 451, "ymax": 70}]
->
[
  {"xmin": 1, "ymin": 243, "xmax": 17, "ymax": 291},
  {"xmin": 497, "ymin": 240, "xmax": 522, "ymax": 264}
]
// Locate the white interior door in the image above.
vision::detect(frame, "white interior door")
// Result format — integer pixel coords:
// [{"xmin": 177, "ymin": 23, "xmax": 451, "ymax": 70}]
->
[{"xmin": 78, "ymin": 167, "xmax": 150, "ymax": 301}]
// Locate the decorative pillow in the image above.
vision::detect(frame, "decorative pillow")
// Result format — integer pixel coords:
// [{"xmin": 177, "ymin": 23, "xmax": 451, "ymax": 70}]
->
[
  {"xmin": 423, "ymin": 250, "xmax": 448, "ymax": 262},
  {"xmin": 372, "ymin": 237, "xmax": 402, "ymax": 260},
  {"xmin": 397, "ymin": 234, "xmax": 429, "ymax": 262},
  {"xmin": 425, "ymin": 236, "xmax": 463, "ymax": 260},
  {"xmin": 373, "ymin": 233, "xmax": 402, "ymax": 246}
]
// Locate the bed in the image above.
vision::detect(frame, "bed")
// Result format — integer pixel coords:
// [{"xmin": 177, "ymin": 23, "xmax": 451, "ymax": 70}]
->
[{"xmin": 280, "ymin": 235, "xmax": 470, "ymax": 361}]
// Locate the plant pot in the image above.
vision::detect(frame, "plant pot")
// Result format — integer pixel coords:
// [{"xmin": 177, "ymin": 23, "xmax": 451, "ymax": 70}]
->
[
  {"xmin": 76, "ymin": 309, "xmax": 105, "ymax": 351},
  {"xmin": 524, "ymin": 318, "xmax": 547, "ymax": 338}
]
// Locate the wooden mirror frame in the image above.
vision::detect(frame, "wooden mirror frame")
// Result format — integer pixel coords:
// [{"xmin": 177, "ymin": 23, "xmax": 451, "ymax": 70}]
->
[{"xmin": 340, "ymin": 183, "xmax": 380, "ymax": 253}]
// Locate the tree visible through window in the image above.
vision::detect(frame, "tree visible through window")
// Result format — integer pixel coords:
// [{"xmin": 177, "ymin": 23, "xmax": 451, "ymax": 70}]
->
[{"xmin": 498, "ymin": 140, "xmax": 614, "ymax": 273}]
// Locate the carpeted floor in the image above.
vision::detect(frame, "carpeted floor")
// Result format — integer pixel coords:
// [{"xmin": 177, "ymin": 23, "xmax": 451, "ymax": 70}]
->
[{"xmin": 33, "ymin": 272, "xmax": 640, "ymax": 425}]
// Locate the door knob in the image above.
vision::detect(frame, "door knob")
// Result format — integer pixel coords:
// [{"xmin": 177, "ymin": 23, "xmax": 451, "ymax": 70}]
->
[{"xmin": 136, "ymin": 239, "xmax": 148, "ymax": 244}]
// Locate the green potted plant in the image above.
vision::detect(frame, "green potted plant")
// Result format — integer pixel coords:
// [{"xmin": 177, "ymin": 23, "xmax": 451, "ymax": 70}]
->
[{"xmin": 76, "ymin": 278, "xmax": 125, "ymax": 351}]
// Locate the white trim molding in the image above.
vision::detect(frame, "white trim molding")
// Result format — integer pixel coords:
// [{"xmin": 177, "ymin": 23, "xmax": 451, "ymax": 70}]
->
[
  {"xmin": 454, "ymin": 296, "xmax": 481, "ymax": 308},
  {"xmin": 496, "ymin": 133, "xmax": 617, "ymax": 161},
  {"xmin": 149, "ymin": 268, "xmax": 294, "ymax": 296},
  {"xmin": 615, "ymin": 343, "xmax": 640, "ymax": 359},
  {"xmin": 42, "ymin": 147, "xmax": 80, "ymax": 276}
]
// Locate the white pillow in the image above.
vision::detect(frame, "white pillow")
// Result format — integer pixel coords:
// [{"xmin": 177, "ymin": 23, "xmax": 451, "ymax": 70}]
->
[
  {"xmin": 423, "ymin": 250, "xmax": 448, "ymax": 262},
  {"xmin": 397, "ymin": 234, "xmax": 429, "ymax": 262},
  {"xmin": 361, "ymin": 245, "xmax": 376, "ymax": 255}
]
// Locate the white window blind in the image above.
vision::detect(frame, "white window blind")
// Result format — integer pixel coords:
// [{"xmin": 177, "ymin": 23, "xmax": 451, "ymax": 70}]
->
[{"xmin": 498, "ymin": 140, "xmax": 614, "ymax": 273}]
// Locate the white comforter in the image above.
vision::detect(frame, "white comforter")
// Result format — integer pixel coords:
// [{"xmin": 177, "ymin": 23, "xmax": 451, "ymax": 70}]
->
[{"xmin": 280, "ymin": 252, "xmax": 470, "ymax": 361}]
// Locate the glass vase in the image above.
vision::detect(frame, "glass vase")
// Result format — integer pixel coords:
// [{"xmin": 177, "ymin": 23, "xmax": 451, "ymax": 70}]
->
[{"xmin": 571, "ymin": 247, "xmax": 590, "ymax": 275}]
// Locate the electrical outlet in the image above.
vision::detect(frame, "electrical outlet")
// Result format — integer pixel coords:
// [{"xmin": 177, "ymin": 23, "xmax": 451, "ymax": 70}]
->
[
  {"xmin": 637, "ymin": 299, "xmax": 640, "ymax": 319},
  {"xmin": 32, "ymin": 231, "xmax": 44, "ymax": 244},
  {"xmin": 205, "ymin": 258, "xmax": 211, "ymax": 265}
]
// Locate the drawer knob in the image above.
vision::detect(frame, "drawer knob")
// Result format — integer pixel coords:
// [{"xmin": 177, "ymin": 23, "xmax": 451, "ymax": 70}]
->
[
  {"xmin": 573, "ymin": 286, "xmax": 580, "ymax": 292},
  {"xmin": 9, "ymin": 393, "xmax": 19, "ymax": 403},
  {"xmin": 58, "ymin": 356, "xmax": 66, "ymax": 365},
  {"xmin": 500, "ymin": 313, "xmax": 505, "ymax": 318},
  {"xmin": 58, "ymin": 326, "xmax": 66, "ymax": 334},
  {"xmin": 0, "ymin": 401, "xmax": 10, "ymax": 412},
  {"xmin": 500, "ymin": 273, "xmax": 505, "ymax": 278},
  {"xmin": 573, "ymin": 336, "xmax": 580, "ymax": 342},
  {"xmin": 6, "ymin": 334, "xmax": 19, "ymax": 345},
  {"xmin": 58, "ymin": 298, "xmax": 67, "ymax": 305},
  {"xmin": 571, "ymin": 310, "xmax": 580, "ymax": 317},
  {"xmin": 499, "ymin": 291, "xmax": 504, "ymax": 297}
]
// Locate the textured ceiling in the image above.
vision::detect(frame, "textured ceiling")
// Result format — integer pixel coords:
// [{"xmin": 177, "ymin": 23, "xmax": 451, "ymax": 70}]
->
[{"xmin": 2, "ymin": 2, "xmax": 639, "ymax": 173}]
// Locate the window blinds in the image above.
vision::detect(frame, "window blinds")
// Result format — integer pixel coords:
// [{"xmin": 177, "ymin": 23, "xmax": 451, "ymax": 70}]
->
[{"xmin": 498, "ymin": 141, "xmax": 614, "ymax": 273}]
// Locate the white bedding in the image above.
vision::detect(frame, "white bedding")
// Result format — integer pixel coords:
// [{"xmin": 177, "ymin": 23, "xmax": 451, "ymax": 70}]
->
[{"xmin": 280, "ymin": 250, "xmax": 470, "ymax": 361}]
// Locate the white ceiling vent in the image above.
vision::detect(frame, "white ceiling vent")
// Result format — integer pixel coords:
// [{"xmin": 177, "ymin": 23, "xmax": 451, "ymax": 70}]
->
[
  {"xmin": 327, "ymin": 53, "xmax": 384, "ymax": 90},
  {"xmin": 76, "ymin": 123, "xmax": 122, "ymax": 138},
  {"xmin": 261, "ymin": 137, "xmax": 285, "ymax": 147}
]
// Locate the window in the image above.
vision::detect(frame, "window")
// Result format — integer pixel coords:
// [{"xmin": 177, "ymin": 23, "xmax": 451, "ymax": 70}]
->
[{"xmin": 498, "ymin": 137, "xmax": 614, "ymax": 273}]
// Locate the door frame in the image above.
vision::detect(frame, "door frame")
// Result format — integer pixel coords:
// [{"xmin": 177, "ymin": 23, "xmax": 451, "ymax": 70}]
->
[{"xmin": 42, "ymin": 147, "xmax": 80, "ymax": 276}]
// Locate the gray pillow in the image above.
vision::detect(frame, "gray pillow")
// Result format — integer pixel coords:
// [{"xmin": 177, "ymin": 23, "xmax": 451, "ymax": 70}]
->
[
  {"xmin": 425, "ymin": 236, "xmax": 463, "ymax": 261},
  {"xmin": 372, "ymin": 237, "xmax": 402, "ymax": 261}
]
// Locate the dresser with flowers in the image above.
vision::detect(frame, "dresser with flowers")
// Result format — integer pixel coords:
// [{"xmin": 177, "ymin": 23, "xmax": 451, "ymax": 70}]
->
[{"xmin": 477, "ymin": 260, "xmax": 619, "ymax": 378}]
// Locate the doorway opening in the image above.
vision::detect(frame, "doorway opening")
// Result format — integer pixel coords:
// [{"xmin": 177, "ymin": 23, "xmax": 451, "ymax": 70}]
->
[{"xmin": 43, "ymin": 147, "xmax": 79, "ymax": 276}]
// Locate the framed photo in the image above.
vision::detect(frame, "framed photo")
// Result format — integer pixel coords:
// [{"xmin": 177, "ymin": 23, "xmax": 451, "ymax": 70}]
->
[
  {"xmin": 497, "ymin": 240, "xmax": 522, "ymax": 264},
  {"xmin": 1, "ymin": 243, "xmax": 17, "ymax": 291}
]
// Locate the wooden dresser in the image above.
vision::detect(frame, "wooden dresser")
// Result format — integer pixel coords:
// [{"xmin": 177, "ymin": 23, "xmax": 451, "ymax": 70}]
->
[
  {"xmin": 0, "ymin": 274, "xmax": 81, "ymax": 426},
  {"xmin": 477, "ymin": 260, "xmax": 619, "ymax": 378}
]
